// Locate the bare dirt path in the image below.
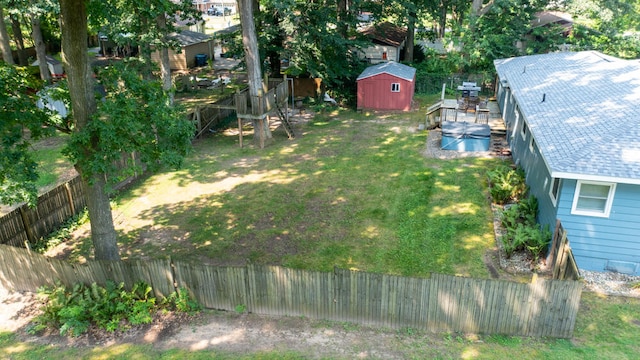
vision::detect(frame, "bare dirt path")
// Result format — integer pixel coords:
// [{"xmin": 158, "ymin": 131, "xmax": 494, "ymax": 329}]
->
[{"xmin": 0, "ymin": 288, "xmax": 449, "ymax": 359}]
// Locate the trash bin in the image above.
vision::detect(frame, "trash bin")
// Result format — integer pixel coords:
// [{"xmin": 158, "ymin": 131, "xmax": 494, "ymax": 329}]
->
[{"xmin": 195, "ymin": 54, "xmax": 208, "ymax": 67}]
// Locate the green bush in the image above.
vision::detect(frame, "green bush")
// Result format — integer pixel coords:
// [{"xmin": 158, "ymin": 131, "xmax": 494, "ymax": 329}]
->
[
  {"xmin": 163, "ymin": 287, "xmax": 202, "ymax": 314},
  {"xmin": 499, "ymin": 195, "xmax": 551, "ymax": 261},
  {"xmin": 487, "ymin": 165, "xmax": 528, "ymax": 204},
  {"xmin": 28, "ymin": 281, "xmax": 200, "ymax": 337}
]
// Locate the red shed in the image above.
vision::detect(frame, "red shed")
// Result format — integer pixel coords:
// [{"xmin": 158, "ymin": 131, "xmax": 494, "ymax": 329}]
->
[{"xmin": 356, "ymin": 62, "xmax": 416, "ymax": 111}]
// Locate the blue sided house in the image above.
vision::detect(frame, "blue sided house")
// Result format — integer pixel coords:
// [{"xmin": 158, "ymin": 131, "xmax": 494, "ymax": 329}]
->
[{"xmin": 494, "ymin": 51, "xmax": 640, "ymax": 275}]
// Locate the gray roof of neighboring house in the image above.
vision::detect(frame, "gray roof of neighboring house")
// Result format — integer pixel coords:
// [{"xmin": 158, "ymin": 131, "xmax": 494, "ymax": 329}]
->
[
  {"xmin": 356, "ymin": 61, "xmax": 416, "ymax": 82},
  {"xmin": 170, "ymin": 30, "xmax": 212, "ymax": 47},
  {"xmin": 494, "ymin": 51, "xmax": 640, "ymax": 184}
]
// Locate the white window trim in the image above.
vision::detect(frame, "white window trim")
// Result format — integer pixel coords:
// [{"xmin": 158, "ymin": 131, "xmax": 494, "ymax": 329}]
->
[
  {"xmin": 529, "ymin": 136, "xmax": 536, "ymax": 153},
  {"xmin": 520, "ymin": 121, "xmax": 527, "ymax": 140},
  {"xmin": 549, "ymin": 177, "xmax": 560, "ymax": 206},
  {"xmin": 391, "ymin": 83, "xmax": 400, "ymax": 92},
  {"xmin": 511, "ymin": 106, "xmax": 520, "ymax": 139},
  {"xmin": 571, "ymin": 180, "xmax": 616, "ymax": 218}
]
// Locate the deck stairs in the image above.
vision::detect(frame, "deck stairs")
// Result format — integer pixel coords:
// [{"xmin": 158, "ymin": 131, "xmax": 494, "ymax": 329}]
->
[{"xmin": 275, "ymin": 103, "xmax": 295, "ymax": 139}]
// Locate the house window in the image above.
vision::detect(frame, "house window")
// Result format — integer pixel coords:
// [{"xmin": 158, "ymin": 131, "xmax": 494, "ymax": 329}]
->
[
  {"xmin": 529, "ymin": 136, "xmax": 537, "ymax": 153},
  {"xmin": 549, "ymin": 177, "xmax": 561, "ymax": 206},
  {"xmin": 391, "ymin": 83, "xmax": 400, "ymax": 92},
  {"xmin": 521, "ymin": 121, "xmax": 528, "ymax": 140},
  {"xmin": 382, "ymin": 51, "xmax": 388, "ymax": 60},
  {"xmin": 571, "ymin": 181, "xmax": 616, "ymax": 217},
  {"xmin": 511, "ymin": 106, "xmax": 520, "ymax": 139}
]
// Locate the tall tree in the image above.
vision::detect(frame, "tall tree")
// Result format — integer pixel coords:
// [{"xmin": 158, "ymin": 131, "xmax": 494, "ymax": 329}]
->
[
  {"xmin": 60, "ymin": 0, "xmax": 119, "ymax": 260},
  {"xmin": 238, "ymin": 0, "xmax": 271, "ymax": 147},
  {"xmin": 59, "ymin": 0, "xmax": 193, "ymax": 260},
  {"xmin": 27, "ymin": 0, "xmax": 58, "ymax": 83},
  {"xmin": 0, "ymin": 5, "xmax": 14, "ymax": 64},
  {"xmin": 7, "ymin": 4, "xmax": 27, "ymax": 65},
  {"xmin": 462, "ymin": 0, "xmax": 547, "ymax": 71}
]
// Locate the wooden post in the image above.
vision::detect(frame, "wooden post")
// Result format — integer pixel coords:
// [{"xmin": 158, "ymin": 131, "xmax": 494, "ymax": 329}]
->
[
  {"xmin": 64, "ymin": 181, "xmax": 75, "ymax": 215},
  {"xmin": 238, "ymin": 118, "xmax": 243, "ymax": 148},
  {"xmin": 18, "ymin": 206, "xmax": 36, "ymax": 244},
  {"xmin": 259, "ymin": 116, "xmax": 265, "ymax": 149},
  {"xmin": 547, "ymin": 219, "xmax": 561, "ymax": 271}
]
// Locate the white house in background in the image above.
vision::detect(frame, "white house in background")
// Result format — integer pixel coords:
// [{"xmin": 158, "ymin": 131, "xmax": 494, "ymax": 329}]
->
[{"xmin": 357, "ymin": 22, "xmax": 407, "ymax": 64}]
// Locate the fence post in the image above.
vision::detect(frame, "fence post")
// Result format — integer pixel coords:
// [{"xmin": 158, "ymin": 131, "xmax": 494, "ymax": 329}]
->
[
  {"xmin": 18, "ymin": 206, "xmax": 36, "ymax": 245},
  {"xmin": 64, "ymin": 181, "xmax": 75, "ymax": 215}
]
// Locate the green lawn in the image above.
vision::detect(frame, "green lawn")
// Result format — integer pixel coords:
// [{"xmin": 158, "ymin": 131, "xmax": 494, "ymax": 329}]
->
[
  {"xmin": 60, "ymin": 102, "xmax": 502, "ymax": 279},
  {"xmin": 12, "ymin": 95, "xmax": 640, "ymax": 359}
]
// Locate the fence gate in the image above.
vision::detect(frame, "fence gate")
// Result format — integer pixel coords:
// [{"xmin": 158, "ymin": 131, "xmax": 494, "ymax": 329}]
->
[{"xmin": 548, "ymin": 220, "xmax": 580, "ymax": 280}]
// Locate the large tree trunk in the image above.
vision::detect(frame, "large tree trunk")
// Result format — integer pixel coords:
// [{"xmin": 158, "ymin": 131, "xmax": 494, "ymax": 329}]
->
[
  {"xmin": 156, "ymin": 13, "xmax": 173, "ymax": 105},
  {"xmin": 238, "ymin": 0, "xmax": 271, "ymax": 147},
  {"xmin": 60, "ymin": 0, "xmax": 120, "ymax": 261},
  {"xmin": 10, "ymin": 14, "xmax": 27, "ymax": 65},
  {"xmin": 404, "ymin": 10, "xmax": 416, "ymax": 63},
  {"xmin": 0, "ymin": 6, "xmax": 14, "ymax": 64},
  {"xmin": 439, "ymin": 1, "xmax": 447, "ymax": 38},
  {"xmin": 31, "ymin": 15, "xmax": 51, "ymax": 83},
  {"xmin": 337, "ymin": 0, "xmax": 349, "ymax": 38}
]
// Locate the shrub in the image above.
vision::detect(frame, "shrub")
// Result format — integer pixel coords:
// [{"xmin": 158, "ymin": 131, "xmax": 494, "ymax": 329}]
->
[
  {"xmin": 163, "ymin": 287, "xmax": 202, "ymax": 314},
  {"xmin": 28, "ymin": 281, "xmax": 200, "ymax": 337},
  {"xmin": 487, "ymin": 165, "xmax": 528, "ymax": 204},
  {"xmin": 499, "ymin": 195, "xmax": 551, "ymax": 261}
]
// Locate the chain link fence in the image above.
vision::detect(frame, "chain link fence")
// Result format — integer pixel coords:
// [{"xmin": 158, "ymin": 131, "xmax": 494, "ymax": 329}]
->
[{"xmin": 415, "ymin": 73, "xmax": 496, "ymax": 97}]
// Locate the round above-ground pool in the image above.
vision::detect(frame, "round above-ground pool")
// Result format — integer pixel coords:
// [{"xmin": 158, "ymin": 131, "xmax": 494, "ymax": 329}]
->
[{"xmin": 441, "ymin": 121, "xmax": 491, "ymax": 152}]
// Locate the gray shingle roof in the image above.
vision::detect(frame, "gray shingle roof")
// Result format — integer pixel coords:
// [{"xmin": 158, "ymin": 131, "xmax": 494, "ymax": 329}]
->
[
  {"xmin": 494, "ymin": 51, "xmax": 640, "ymax": 184},
  {"xmin": 169, "ymin": 30, "xmax": 212, "ymax": 47},
  {"xmin": 356, "ymin": 61, "xmax": 416, "ymax": 82}
]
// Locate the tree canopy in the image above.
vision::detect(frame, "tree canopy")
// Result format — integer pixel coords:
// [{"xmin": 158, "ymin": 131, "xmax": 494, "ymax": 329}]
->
[{"xmin": 0, "ymin": 64, "xmax": 52, "ymax": 206}]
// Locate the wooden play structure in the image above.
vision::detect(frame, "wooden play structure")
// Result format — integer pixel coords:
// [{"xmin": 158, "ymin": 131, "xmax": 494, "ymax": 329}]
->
[
  {"xmin": 234, "ymin": 79, "xmax": 294, "ymax": 147},
  {"xmin": 185, "ymin": 77, "xmax": 295, "ymax": 147}
]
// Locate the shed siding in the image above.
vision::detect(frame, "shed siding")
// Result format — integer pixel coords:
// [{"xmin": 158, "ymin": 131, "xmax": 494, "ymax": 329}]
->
[
  {"xmin": 557, "ymin": 181, "xmax": 640, "ymax": 274},
  {"xmin": 152, "ymin": 40, "xmax": 214, "ymax": 70},
  {"xmin": 357, "ymin": 73, "xmax": 413, "ymax": 111},
  {"xmin": 359, "ymin": 45, "xmax": 400, "ymax": 64}
]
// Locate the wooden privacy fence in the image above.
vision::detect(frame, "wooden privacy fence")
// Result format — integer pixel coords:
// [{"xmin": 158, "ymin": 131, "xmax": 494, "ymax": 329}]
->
[
  {"xmin": 0, "ymin": 176, "xmax": 85, "ymax": 247},
  {"xmin": 548, "ymin": 220, "xmax": 580, "ymax": 281},
  {"xmin": 0, "ymin": 245, "xmax": 582, "ymax": 338},
  {"xmin": 0, "ymin": 152, "xmax": 142, "ymax": 247}
]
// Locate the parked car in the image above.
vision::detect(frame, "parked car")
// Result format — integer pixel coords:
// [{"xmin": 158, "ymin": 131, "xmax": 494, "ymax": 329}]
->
[{"xmin": 207, "ymin": 8, "xmax": 222, "ymax": 16}]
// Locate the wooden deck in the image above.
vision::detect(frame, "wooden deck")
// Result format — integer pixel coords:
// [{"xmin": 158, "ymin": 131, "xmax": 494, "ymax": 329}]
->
[{"xmin": 427, "ymin": 99, "xmax": 505, "ymax": 132}]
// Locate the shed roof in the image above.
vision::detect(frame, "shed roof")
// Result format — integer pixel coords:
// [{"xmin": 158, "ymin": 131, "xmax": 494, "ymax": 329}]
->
[
  {"xmin": 356, "ymin": 61, "xmax": 416, "ymax": 82},
  {"xmin": 31, "ymin": 55, "xmax": 61, "ymax": 66},
  {"xmin": 494, "ymin": 51, "xmax": 640, "ymax": 184},
  {"xmin": 169, "ymin": 30, "xmax": 212, "ymax": 47},
  {"xmin": 359, "ymin": 22, "xmax": 407, "ymax": 47}
]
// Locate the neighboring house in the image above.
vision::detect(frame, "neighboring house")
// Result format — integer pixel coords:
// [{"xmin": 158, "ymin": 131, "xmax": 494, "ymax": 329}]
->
[
  {"xmin": 358, "ymin": 22, "xmax": 407, "ymax": 64},
  {"xmin": 531, "ymin": 11, "xmax": 573, "ymax": 36},
  {"xmin": 151, "ymin": 30, "xmax": 214, "ymax": 70},
  {"xmin": 518, "ymin": 11, "xmax": 574, "ymax": 52},
  {"xmin": 192, "ymin": 0, "xmax": 236, "ymax": 15},
  {"xmin": 31, "ymin": 56, "xmax": 64, "ymax": 79},
  {"xmin": 494, "ymin": 51, "xmax": 640, "ymax": 275},
  {"xmin": 356, "ymin": 61, "xmax": 415, "ymax": 111}
]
